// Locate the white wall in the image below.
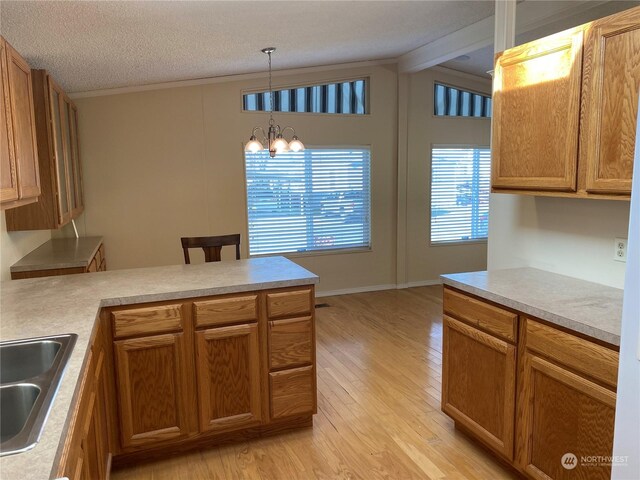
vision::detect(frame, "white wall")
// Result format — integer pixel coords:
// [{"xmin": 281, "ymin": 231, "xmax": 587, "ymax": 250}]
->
[
  {"xmin": 69, "ymin": 64, "xmax": 399, "ymax": 294},
  {"xmin": 401, "ymin": 67, "xmax": 492, "ymax": 285},
  {"xmin": 488, "ymin": 194, "xmax": 630, "ymax": 288},
  {"xmin": 1, "ymin": 62, "xmax": 494, "ymax": 290}
]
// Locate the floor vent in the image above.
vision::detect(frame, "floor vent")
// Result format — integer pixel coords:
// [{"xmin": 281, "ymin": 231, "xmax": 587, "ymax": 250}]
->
[{"xmin": 315, "ymin": 303, "xmax": 330, "ymax": 308}]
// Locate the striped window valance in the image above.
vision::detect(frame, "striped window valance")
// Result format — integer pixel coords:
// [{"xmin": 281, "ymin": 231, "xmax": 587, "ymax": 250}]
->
[
  {"xmin": 434, "ymin": 83, "xmax": 492, "ymax": 118},
  {"xmin": 243, "ymin": 79, "xmax": 367, "ymax": 115}
]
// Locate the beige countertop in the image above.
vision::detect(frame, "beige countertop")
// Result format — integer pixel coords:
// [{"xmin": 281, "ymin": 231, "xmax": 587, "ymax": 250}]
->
[
  {"xmin": 10, "ymin": 237, "xmax": 103, "ymax": 273},
  {"xmin": 441, "ymin": 267, "xmax": 623, "ymax": 346},
  {"xmin": 0, "ymin": 256, "xmax": 318, "ymax": 479}
]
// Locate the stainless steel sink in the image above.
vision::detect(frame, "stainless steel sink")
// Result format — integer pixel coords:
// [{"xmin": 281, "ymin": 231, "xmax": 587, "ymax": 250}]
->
[
  {"xmin": 0, "ymin": 334, "xmax": 77, "ymax": 456},
  {"xmin": 0, "ymin": 385, "xmax": 41, "ymax": 443},
  {"xmin": 0, "ymin": 340, "xmax": 61, "ymax": 383}
]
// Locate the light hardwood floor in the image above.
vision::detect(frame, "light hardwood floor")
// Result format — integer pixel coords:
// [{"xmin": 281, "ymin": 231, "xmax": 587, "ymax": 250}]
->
[{"xmin": 111, "ymin": 286, "xmax": 518, "ymax": 480}]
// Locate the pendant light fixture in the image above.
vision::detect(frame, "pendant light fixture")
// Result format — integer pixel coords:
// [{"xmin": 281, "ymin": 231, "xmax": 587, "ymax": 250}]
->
[{"xmin": 245, "ymin": 47, "xmax": 304, "ymax": 158}]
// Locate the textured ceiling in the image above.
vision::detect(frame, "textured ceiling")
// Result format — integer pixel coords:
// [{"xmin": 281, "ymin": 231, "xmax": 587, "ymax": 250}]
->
[{"xmin": 0, "ymin": 0, "xmax": 494, "ymax": 93}]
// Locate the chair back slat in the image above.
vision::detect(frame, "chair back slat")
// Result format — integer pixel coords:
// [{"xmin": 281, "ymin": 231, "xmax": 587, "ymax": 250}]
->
[{"xmin": 181, "ymin": 234, "xmax": 241, "ymax": 264}]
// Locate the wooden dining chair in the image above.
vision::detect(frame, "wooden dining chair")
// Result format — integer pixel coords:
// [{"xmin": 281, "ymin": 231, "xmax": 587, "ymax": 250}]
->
[{"xmin": 181, "ymin": 234, "xmax": 241, "ymax": 264}]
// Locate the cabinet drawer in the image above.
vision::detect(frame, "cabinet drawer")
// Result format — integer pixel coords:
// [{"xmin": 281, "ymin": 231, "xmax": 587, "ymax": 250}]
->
[
  {"xmin": 524, "ymin": 318, "xmax": 618, "ymax": 388},
  {"xmin": 444, "ymin": 287, "xmax": 517, "ymax": 342},
  {"xmin": 193, "ymin": 294, "xmax": 258, "ymax": 328},
  {"xmin": 269, "ymin": 317, "xmax": 313, "ymax": 370},
  {"xmin": 112, "ymin": 304, "xmax": 183, "ymax": 339},
  {"xmin": 267, "ymin": 288, "xmax": 313, "ymax": 319},
  {"xmin": 269, "ymin": 365, "xmax": 315, "ymax": 420}
]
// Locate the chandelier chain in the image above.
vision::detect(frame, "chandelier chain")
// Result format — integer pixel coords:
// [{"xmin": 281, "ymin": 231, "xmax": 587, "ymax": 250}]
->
[{"xmin": 268, "ymin": 50, "xmax": 274, "ymax": 126}]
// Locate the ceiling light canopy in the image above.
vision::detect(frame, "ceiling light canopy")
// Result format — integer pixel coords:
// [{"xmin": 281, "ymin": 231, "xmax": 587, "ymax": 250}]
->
[{"xmin": 245, "ymin": 47, "xmax": 304, "ymax": 158}]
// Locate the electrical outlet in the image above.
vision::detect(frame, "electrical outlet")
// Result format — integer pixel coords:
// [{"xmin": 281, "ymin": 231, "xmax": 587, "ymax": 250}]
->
[{"xmin": 614, "ymin": 237, "xmax": 628, "ymax": 262}]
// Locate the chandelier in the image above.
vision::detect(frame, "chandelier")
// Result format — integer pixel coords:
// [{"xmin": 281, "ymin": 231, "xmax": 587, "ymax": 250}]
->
[{"xmin": 244, "ymin": 47, "xmax": 304, "ymax": 158}]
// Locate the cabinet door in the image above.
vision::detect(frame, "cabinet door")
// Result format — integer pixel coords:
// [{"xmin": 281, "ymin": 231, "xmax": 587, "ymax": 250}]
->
[
  {"xmin": 48, "ymin": 78, "xmax": 71, "ymax": 225},
  {"xmin": 80, "ymin": 390, "xmax": 102, "ymax": 480},
  {"xmin": 114, "ymin": 333, "xmax": 191, "ymax": 448},
  {"xmin": 68, "ymin": 103, "xmax": 84, "ymax": 213},
  {"xmin": 441, "ymin": 315, "xmax": 516, "ymax": 460},
  {"xmin": 518, "ymin": 352, "xmax": 616, "ymax": 480},
  {"xmin": 87, "ymin": 348, "xmax": 109, "ymax": 479},
  {"xmin": 195, "ymin": 323, "xmax": 262, "ymax": 433},
  {"xmin": 5, "ymin": 40, "xmax": 40, "ymax": 199},
  {"xmin": 0, "ymin": 39, "xmax": 18, "ymax": 203},
  {"xmin": 582, "ymin": 9, "xmax": 640, "ymax": 194},
  {"xmin": 61, "ymin": 97, "xmax": 82, "ymax": 217},
  {"xmin": 492, "ymin": 28, "xmax": 583, "ymax": 192}
]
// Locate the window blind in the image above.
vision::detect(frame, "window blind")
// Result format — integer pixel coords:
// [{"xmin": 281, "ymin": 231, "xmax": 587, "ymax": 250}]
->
[
  {"xmin": 243, "ymin": 79, "xmax": 367, "ymax": 115},
  {"xmin": 431, "ymin": 147, "xmax": 491, "ymax": 244},
  {"xmin": 245, "ymin": 148, "xmax": 371, "ymax": 255},
  {"xmin": 434, "ymin": 83, "xmax": 492, "ymax": 118}
]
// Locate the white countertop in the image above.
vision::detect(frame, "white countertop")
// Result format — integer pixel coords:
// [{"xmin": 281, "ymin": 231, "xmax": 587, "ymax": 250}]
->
[
  {"xmin": 441, "ymin": 267, "xmax": 623, "ymax": 346},
  {"xmin": 0, "ymin": 256, "xmax": 318, "ymax": 479},
  {"xmin": 10, "ymin": 237, "xmax": 103, "ymax": 272}
]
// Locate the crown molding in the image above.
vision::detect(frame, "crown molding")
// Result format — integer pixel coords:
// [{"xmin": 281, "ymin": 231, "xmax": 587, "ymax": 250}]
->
[{"xmin": 69, "ymin": 58, "xmax": 397, "ymax": 99}]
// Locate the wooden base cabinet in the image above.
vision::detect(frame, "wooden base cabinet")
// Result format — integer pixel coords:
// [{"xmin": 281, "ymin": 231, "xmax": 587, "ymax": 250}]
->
[
  {"xmin": 518, "ymin": 352, "xmax": 616, "ymax": 480},
  {"xmin": 56, "ymin": 285, "xmax": 316, "ymax": 478},
  {"xmin": 195, "ymin": 323, "xmax": 262, "ymax": 433},
  {"xmin": 442, "ymin": 315, "xmax": 516, "ymax": 460},
  {"xmin": 109, "ymin": 287, "xmax": 316, "ymax": 455},
  {"xmin": 442, "ymin": 288, "xmax": 619, "ymax": 480},
  {"xmin": 114, "ymin": 332, "xmax": 192, "ymax": 448},
  {"xmin": 517, "ymin": 318, "xmax": 618, "ymax": 480},
  {"xmin": 57, "ymin": 323, "xmax": 111, "ymax": 480},
  {"xmin": 10, "ymin": 241, "xmax": 107, "ymax": 280}
]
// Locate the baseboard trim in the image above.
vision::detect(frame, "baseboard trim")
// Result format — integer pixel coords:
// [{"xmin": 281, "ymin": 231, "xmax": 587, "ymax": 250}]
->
[
  {"xmin": 316, "ymin": 284, "xmax": 397, "ymax": 297},
  {"xmin": 316, "ymin": 280, "xmax": 442, "ymax": 297},
  {"xmin": 397, "ymin": 279, "xmax": 442, "ymax": 289}
]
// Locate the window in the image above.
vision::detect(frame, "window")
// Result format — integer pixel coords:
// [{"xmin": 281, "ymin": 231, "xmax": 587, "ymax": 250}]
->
[
  {"xmin": 431, "ymin": 147, "xmax": 490, "ymax": 244},
  {"xmin": 434, "ymin": 83, "xmax": 492, "ymax": 118},
  {"xmin": 243, "ymin": 79, "xmax": 367, "ymax": 115},
  {"xmin": 245, "ymin": 148, "xmax": 371, "ymax": 255}
]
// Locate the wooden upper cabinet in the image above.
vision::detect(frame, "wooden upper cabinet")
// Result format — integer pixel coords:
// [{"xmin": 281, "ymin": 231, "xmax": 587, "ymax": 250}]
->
[
  {"xmin": 581, "ymin": 8, "xmax": 640, "ymax": 195},
  {"xmin": 492, "ymin": 6, "xmax": 640, "ymax": 199},
  {"xmin": 49, "ymin": 78, "xmax": 72, "ymax": 225},
  {"xmin": 195, "ymin": 323, "xmax": 262, "ymax": 433},
  {"xmin": 5, "ymin": 69, "xmax": 84, "ymax": 229},
  {"xmin": 0, "ymin": 36, "xmax": 40, "ymax": 208},
  {"xmin": 68, "ymin": 103, "xmax": 84, "ymax": 214},
  {"xmin": 492, "ymin": 28, "xmax": 583, "ymax": 192},
  {"xmin": 0, "ymin": 39, "xmax": 17, "ymax": 203}
]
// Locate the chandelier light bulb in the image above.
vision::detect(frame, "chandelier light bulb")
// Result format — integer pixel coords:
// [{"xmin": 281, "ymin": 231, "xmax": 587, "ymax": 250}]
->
[
  {"xmin": 271, "ymin": 135, "xmax": 289, "ymax": 153},
  {"xmin": 288, "ymin": 136, "xmax": 305, "ymax": 152},
  {"xmin": 244, "ymin": 136, "xmax": 263, "ymax": 153}
]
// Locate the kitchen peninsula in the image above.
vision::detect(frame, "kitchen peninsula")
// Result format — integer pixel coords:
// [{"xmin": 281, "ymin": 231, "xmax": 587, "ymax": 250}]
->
[{"xmin": 0, "ymin": 257, "xmax": 318, "ymax": 479}]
